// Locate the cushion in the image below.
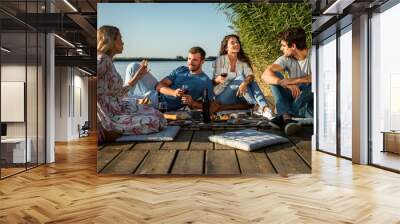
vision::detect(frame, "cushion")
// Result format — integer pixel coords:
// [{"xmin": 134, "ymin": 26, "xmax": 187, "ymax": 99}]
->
[
  {"xmin": 208, "ymin": 129, "xmax": 289, "ymax": 151},
  {"xmin": 116, "ymin": 126, "xmax": 181, "ymax": 142}
]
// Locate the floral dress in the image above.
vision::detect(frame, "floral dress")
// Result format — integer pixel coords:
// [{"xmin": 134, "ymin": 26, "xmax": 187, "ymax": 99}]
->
[{"xmin": 97, "ymin": 53, "xmax": 167, "ymax": 135}]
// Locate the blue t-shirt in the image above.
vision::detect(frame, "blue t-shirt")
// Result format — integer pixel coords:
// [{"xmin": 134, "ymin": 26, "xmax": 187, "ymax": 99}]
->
[{"xmin": 159, "ymin": 66, "xmax": 213, "ymax": 111}]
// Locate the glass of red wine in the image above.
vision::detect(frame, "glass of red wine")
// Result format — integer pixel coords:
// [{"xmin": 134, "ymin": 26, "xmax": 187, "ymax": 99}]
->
[
  {"xmin": 181, "ymin": 84, "xmax": 189, "ymax": 94},
  {"xmin": 181, "ymin": 84, "xmax": 189, "ymax": 106}
]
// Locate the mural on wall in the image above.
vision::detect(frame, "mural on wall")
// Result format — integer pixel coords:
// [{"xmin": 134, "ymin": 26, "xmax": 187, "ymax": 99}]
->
[{"xmin": 97, "ymin": 2, "xmax": 313, "ymax": 176}]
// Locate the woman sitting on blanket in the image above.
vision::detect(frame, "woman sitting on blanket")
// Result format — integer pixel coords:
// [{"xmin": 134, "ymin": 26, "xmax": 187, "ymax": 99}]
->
[
  {"xmin": 212, "ymin": 34, "xmax": 274, "ymax": 119},
  {"xmin": 97, "ymin": 25, "xmax": 167, "ymax": 142}
]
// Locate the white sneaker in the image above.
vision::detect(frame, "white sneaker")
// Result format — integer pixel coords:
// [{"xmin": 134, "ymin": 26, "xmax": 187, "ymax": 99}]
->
[
  {"xmin": 261, "ymin": 107, "xmax": 275, "ymax": 120},
  {"xmin": 252, "ymin": 105, "xmax": 262, "ymax": 116}
]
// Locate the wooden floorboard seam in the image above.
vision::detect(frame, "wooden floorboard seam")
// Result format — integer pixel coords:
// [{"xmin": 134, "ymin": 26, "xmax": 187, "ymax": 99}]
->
[
  {"xmin": 131, "ymin": 150, "xmax": 150, "ymax": 174},
  {"xmin": 287, "ymin": 137, "xmax": 312, "ymax": 169},
  {"xmin": 264, "ymin": 151, "xmax": 278, "ymax": 174},
  {"xmin": 234, "ymin": 150, "xmax": 243, "ymax": 175},
  {"xmin": 157, "ymin": 141, "xmax": 165, "ymax": 151},
  {"xmin": 167, "ymin": 150, "xmax": 180, "ymax": 174},
  {"xmin": 97, "ymin": 145, "xmax": 105, "ymax": 151},
  {"xmin": 293, "ymin": 148, "xmax": 312, "ymax": 168},
  {"xmin": 202, "ymin": 150, "xmax": 206, "ymax": 175},
  {"xmin": 186, "ymin": 130, "xmax": 195, "ymax": 151},
  {"xmin": 127, "ymin": 143, "xmax": 136, "ymax": 151},
  {"xmin": 98, "ymin": 150, "xmax": 123, "ymax": 173}
]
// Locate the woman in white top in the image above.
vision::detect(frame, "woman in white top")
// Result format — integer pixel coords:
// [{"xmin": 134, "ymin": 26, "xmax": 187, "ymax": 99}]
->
[{"xmin": 212, "ymin": 34, "xmax": 274, "ymax": 119}]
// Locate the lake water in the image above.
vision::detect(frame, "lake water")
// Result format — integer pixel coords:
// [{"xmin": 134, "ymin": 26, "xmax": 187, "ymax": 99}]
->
[{"xmin": 114, "ymin": 61, "xmax": 214, "ymax": 82}]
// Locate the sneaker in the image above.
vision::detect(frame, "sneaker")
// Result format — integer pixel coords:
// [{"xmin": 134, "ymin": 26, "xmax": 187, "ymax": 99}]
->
[
  {"xmin": 262, "ymin": 107, "xmax": 275, "ymax": 120},
  {"xmin": 268, "ymin": 115, "xmax": 285, "ymax": 129},
  {"xmin": 284, "ymin": 120, "xmax": 301, "ymax": 136},
  {"xmin": 253, "ymin": 105, "xmax": 275, "ymax": 120},
  {"xmin": 252, "ymin": 105, "xmax": 263, "ymax": 116}
]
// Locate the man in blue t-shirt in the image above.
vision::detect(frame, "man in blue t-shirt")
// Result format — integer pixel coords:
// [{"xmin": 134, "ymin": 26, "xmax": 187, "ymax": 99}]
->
[{"xmin": 156, "ymin": 47, "xmax": 215, "ymax": 111}]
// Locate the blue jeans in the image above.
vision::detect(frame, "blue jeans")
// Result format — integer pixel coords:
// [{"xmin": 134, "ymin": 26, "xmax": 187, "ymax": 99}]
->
[
  {"xmin": 270, "ymin": 72, "xmax": 313, "ymax": 118},
  {"xmin": 216, "ymin": 75, "xmax": 268, "ymax": 108},
  {"xmin": 125, "ymin": 62, "xmax": 159, "ymax": 108}
]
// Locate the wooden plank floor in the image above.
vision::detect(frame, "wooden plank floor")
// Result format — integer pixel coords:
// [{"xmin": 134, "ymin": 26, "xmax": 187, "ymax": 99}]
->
[
  {"xmin": 1, "ymin": 135, "xmax": 400, "ymax": 223},
  {"xmin": 98, "ymin": 128, "xmax": 311, "ymax": 175}
]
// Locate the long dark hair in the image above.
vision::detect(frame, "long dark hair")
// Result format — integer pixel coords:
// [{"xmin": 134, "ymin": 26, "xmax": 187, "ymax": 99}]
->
[{"xmin": 219, "ymin": 34, "xmax": 252, "ymax": 69}]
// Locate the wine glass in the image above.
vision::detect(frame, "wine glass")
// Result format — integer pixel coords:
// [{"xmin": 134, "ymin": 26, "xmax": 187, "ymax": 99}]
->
[
  {"xmin": 220, "ymin": 68, "xmax": 229, "ymax": 78},
  {"xmin": 181, "ymin": 84, "xmax": 189, "ymax": 94},
  {"xmin": 158, "ymin": 102, "xmax": 167, "ymax": 113},
  {"xmin": 181, "ymin": 84, "xmax": 189, "ymax": 107}
]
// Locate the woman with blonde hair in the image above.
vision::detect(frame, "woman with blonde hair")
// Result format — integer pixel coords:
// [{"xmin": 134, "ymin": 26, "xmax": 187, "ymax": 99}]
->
[{"xmin": 97, "ymin": 25, "xmax": 166, "ymax": 141}]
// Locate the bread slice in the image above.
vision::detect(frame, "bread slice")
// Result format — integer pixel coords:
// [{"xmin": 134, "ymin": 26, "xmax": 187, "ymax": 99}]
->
[{"xmin": 163, "ymin": 111, "xmax": 191, "ymax": 120}]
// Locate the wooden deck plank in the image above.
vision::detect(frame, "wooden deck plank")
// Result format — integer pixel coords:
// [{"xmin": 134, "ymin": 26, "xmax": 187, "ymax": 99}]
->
[
  {"xmin": 236, "ymin": 150, "xmax": 276, "ymax": 175},
  {"xmin": 161, "ymin": 130, "xmax": 193, "ymax": 150},
  {"xmin": 253, "ymin": 151, "xmax": 277, "ymax": 174},
  {"xmin": 132, "ymin": 142, "xmax": 163, "ymax": 151},
  {"xmin": 206, "ymin": 150, "xmax": 240, "ymax": 175},
  {"xmin": 213, "ymin": 130, "xmax": 236, "ymax": 150},
  {"xmin": 101, "ymin": 150, "xmax": 148, "ymax": 174},
  {"xmin": 97, "ymin": 144, "xmax": 133, "ymax": 172},
  {"xmin": 135, "ymin": 150, "xmax": 177, "ymax": 175},
  {"xmin": 236, "ymin": 150, "xmax": 259, "ymax": 174},
  {"xmin": 189, "ymin": 131, "xmax": 213, "ymax": 151},
  {"xmin": 266, "ymin": 145, "xmax": 311, "ymax": 174},
  {"xmin": 290, "ymin": 137, "xmax": 312, "ymax": 166},
  {"xmin": 100, "ymin": 128, "xmax": 312, "ymax": 176},
  {"xmin": 171, "ymin": 151, "xmax": 204, "ymax": 175}
]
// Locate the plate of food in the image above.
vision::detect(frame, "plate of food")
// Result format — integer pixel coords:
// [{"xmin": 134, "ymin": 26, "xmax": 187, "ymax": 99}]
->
[
  {"xmin": 227, "ymin": 118, "xmax": 251, "ymax": 125},
  {"xmin": 163, "ymin": 111, "xmax": 191, "ymax": 120},
  {"xmin": 213, "ymin": 114, "xmax": 230, "ymax": 122}
]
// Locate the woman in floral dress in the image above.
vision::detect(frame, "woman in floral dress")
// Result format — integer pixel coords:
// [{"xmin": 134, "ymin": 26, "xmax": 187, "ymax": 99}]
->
[{"xmin": 97, "ymin": 25, "xmax": 166, "ymax": 141}]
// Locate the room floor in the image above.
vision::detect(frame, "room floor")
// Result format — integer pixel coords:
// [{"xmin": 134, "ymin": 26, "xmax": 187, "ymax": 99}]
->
[
  {"xmin": 0, "ymin": 134, "xmax": 399, "ymax": 223},
  {"xmin": 372, "ymin": 150, "xmax": 400, "ymax": 171}
]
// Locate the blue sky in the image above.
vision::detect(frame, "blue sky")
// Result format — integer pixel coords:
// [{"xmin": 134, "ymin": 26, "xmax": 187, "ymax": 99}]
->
[{"xmin": 98, "ymin": 3, "xmax": 234, "ymax": 58}]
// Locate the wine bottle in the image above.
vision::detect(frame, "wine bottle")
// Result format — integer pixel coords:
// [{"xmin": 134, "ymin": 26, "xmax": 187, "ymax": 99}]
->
[{"xmin": 202, "ymin": 88, "xmax": 211, "ymax": 123}]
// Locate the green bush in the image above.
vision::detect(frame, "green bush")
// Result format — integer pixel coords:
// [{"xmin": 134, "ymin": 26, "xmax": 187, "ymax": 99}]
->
[{"xmin": 218, "ymin": 2, "xmax": 312, "ymax": 99}]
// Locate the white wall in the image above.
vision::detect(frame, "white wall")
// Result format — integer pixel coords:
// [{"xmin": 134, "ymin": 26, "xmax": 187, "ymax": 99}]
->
[
  {"xmin": 1, "ymin": 63, "xmax": 46, "ymax": 164},
  {"xmin": 1, "ymin": 65, "xmax": 26, "ymax": 139},
  {"xmin": 55, "ymin": 66, "xmax": 69, "ymax": 141},
  {"xmin": 54, "ymin": 67, "xmax": 89, "ymax": 141}
]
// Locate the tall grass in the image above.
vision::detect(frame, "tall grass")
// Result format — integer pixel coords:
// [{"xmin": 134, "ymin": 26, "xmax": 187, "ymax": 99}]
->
[{"xmin": 218, "ymin": 2, "xmax": 312, "ymax": 99}]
